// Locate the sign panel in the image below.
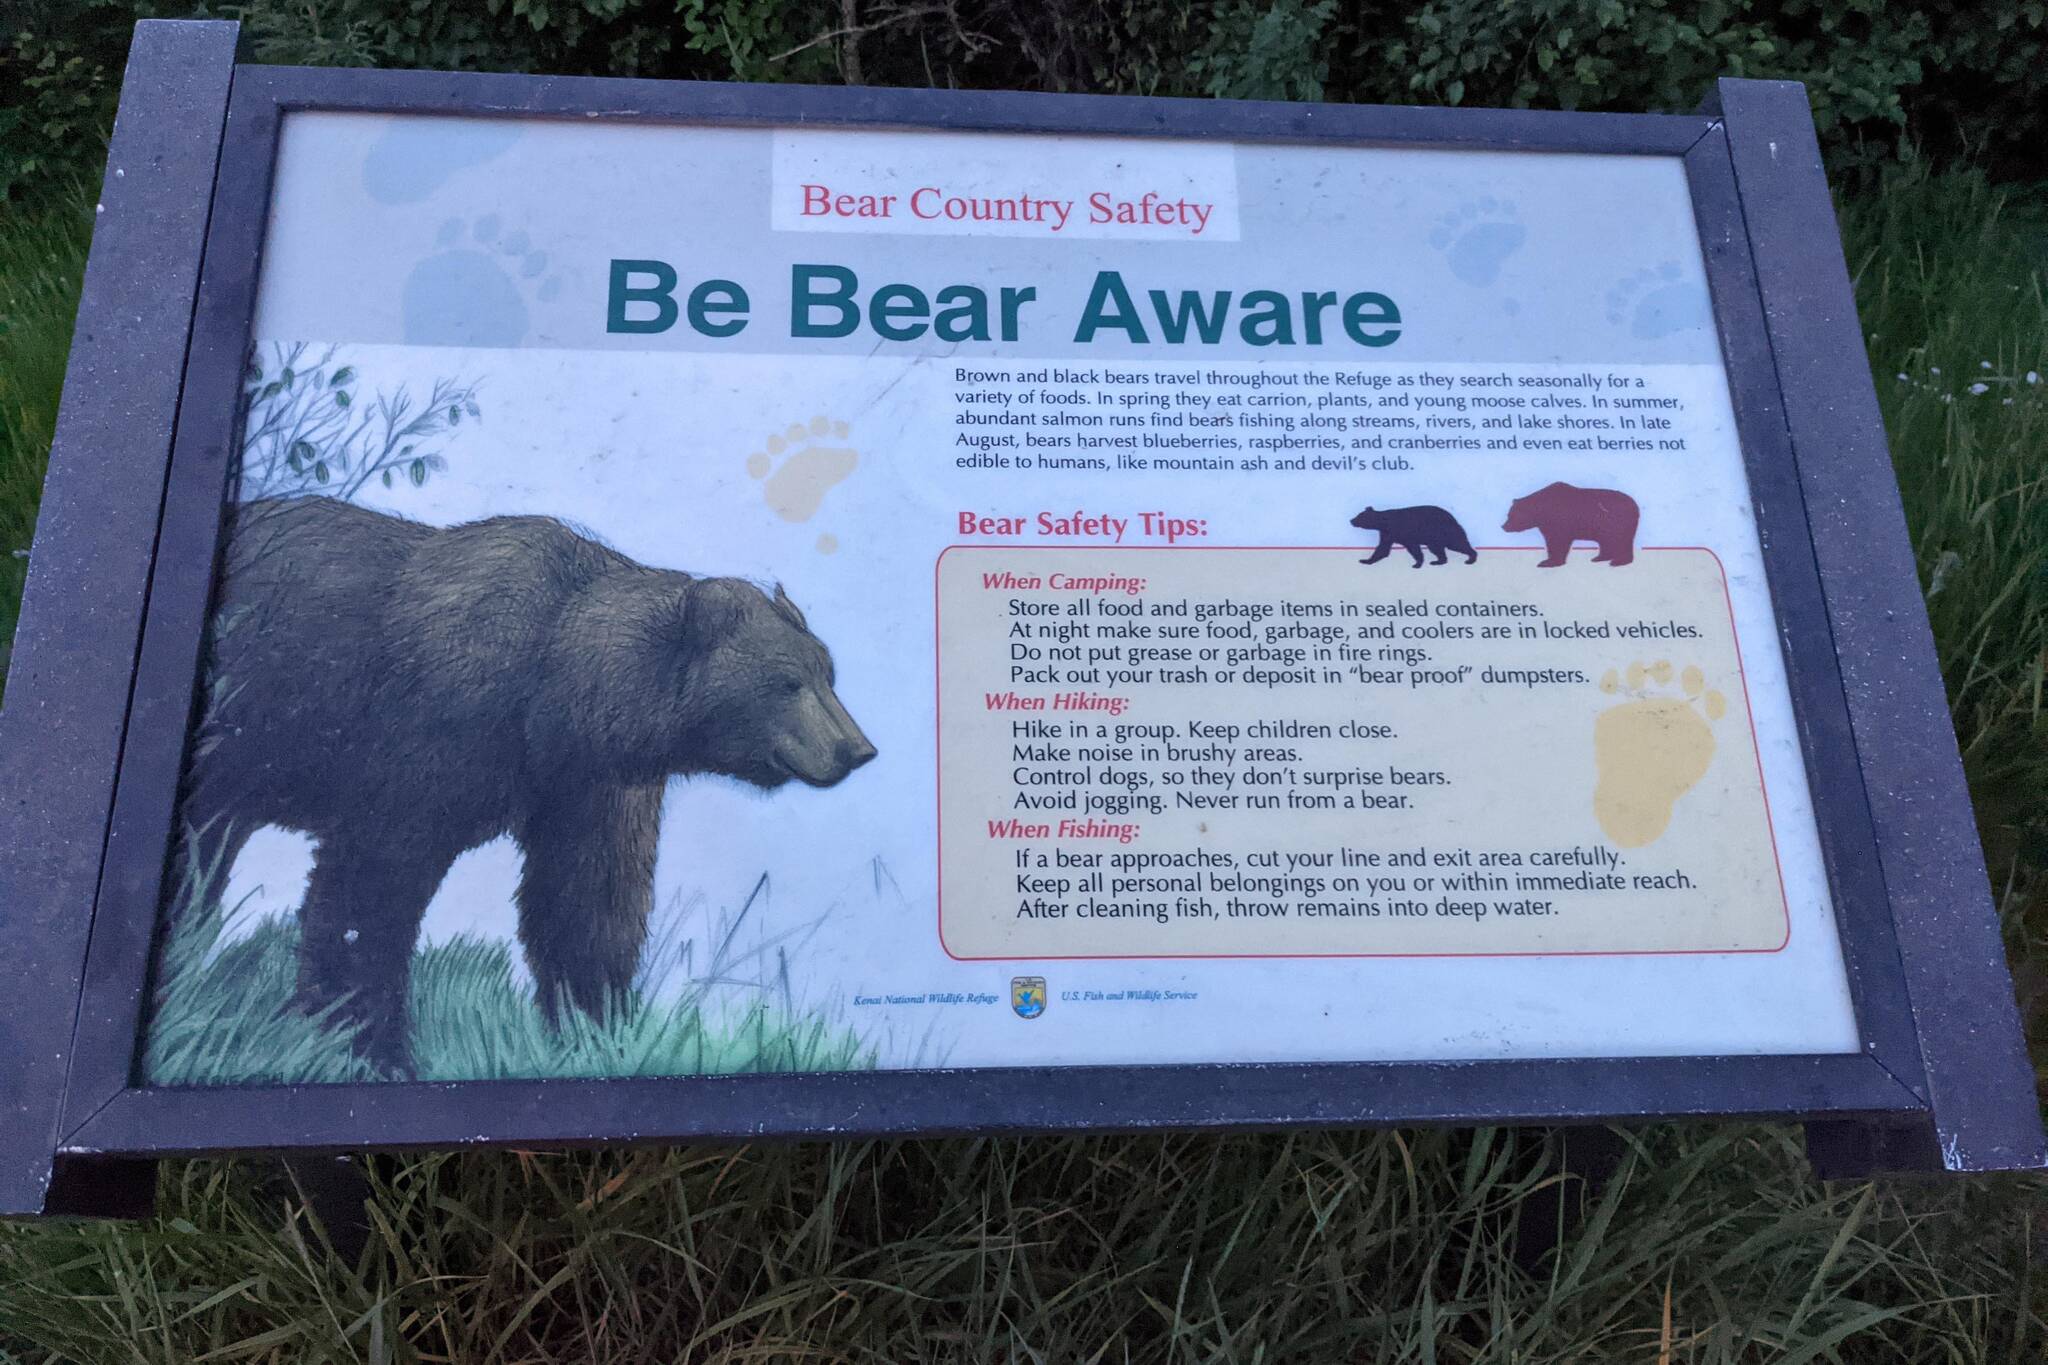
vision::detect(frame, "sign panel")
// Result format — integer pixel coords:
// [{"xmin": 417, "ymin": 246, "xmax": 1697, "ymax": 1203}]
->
[
  {"xmin": 142, "ymin": 113, "xmax": 1860, "ymax": 1084},
  {"xmin": 5, "ymin": 27, "xmax": 2038, "ymax": 1216}
]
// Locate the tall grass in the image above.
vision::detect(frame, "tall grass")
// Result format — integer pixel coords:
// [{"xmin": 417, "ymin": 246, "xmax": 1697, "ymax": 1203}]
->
[
  {"xmin": 0, "ymin": 181, "xmax": 91, "ymax": 692},
  {"xmin": 0, "ymin": 1125, "xmax": 2038, "ymax": 1360},
  {"xmin": 1847, "ymin": 163, "xmax": 2048, "ymax": 799},
  {"xmin": 1, "ymin": 165, "xmax": 2045, "ymax": 1360},
  {"xmin": 1842, "ymin": 162, "xmax": 2048, "ymax": 1049}
]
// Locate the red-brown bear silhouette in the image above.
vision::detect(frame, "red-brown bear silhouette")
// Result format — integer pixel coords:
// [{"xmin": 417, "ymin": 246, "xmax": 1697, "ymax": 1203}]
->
[{"xmin": 1502, "ymin": 482, "xmax": 1639, "ymax": 567}]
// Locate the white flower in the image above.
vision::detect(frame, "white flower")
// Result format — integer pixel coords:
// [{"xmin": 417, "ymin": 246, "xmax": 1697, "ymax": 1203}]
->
[
  {"xmin": 1928, "ymin": 549, "xmax": 1962, "ymax": 597},
  {"xmin": 1981, "ymin": 360, "xmax": 1993, "ymax": 369},
  {"xmin": 1931, "ymin": 366, "xmax": 1942, "ymax": 375},
  {"xmin": 1897, "ymin": 372, "xmax": 1911, "ymax": 382},
  {"xmin": 1970, "ymin": 383, "xmax": 1990, "ymax": 394},
  {"xmin": 2028, "ymin": 371, "xmax": 2041, "ymax": 385}
]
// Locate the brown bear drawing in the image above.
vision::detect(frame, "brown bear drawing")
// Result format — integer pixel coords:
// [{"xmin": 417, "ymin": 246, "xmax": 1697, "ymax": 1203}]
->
[
  {"xmin": 1349, "ymin": 505, "xmax": 1477, "ymax": 567},
  {"xmin": 179, "ymin": 495, "xmax": 876, "ymax": 1073},
  {"xmin": 1502, "ymin": 482, "xmax": 1640, "ymax": 566}
]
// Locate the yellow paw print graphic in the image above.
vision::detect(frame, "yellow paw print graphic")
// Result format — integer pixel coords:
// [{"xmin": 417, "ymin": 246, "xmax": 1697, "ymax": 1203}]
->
[
  {"xmin": 1592, "ymin": 661, "xmax": 1727, "ymax": 848},
  {"xmin": 745, "ymin": 415, "xmax": 857, "ymax": 554}
]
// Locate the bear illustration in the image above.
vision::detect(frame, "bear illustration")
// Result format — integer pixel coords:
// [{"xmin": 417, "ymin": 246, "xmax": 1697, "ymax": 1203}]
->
[
  {"xmin": 1348, "ymin": 504, "xmax": 1476, "ymax": 567},
  {"xmin": 1502, "ymin": 482, "xmax": 1640, "ymax": 566},
  {"xmin": 179, "ymin": 495, "xmax": 876, "ymax": 1073}
]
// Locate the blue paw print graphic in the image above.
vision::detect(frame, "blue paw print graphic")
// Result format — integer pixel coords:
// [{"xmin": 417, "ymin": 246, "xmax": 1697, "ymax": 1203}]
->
[
  {"xmin": 402, "ymin": 215, "xmax": 563, "ymax": 348},
  {"xmin": 1605, "ymin": 261, "xmax": 1710, "ymax": 339},
  {"xmin": 1430, "ymin": 197, "xmax": 1527, "ymax": 287}
]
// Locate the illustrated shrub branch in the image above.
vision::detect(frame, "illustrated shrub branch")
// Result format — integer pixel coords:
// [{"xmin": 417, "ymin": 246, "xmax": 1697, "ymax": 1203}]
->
[{"xmin": 239, "ymin": 342, "xmax": 479, "ymax": 501}]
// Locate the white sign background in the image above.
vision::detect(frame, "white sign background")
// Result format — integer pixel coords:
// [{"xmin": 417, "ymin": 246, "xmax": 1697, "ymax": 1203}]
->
[{"xmin": 211, "ymin": 112, "xmax": 1861, "ymax": 1068}]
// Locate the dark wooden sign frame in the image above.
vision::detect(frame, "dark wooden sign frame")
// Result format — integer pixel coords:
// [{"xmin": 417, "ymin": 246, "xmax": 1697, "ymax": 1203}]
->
[{"xmin": 3, "ymin": 19, "xmax": 2039, "ymax": 1218}]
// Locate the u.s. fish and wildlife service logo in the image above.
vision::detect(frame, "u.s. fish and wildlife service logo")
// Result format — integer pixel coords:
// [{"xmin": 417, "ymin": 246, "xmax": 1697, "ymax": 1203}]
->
[{"xmin": 1011, "ymin": 976, "xmax": 1047, "ymax": 1020}]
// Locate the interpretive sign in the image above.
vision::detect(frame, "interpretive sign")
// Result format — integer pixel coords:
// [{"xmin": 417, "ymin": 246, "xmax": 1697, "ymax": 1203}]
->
[{"xmin": 1, "ymin": 20, "xmax": 2038, "ymax": 1217}]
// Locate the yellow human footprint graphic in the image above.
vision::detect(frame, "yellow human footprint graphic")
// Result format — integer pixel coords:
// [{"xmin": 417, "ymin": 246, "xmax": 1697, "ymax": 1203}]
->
[
  {"xmin": 746, "ymin": 415, "xmax": 857, "ymax": 554},
  {"xmin": 1593, "ymin": 661, "xmax": 1728, "ymax": 848}
]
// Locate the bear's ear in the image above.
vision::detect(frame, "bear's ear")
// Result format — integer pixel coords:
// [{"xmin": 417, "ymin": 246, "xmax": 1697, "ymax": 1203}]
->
[
  {"xmin": 771, "ymin": 583, "xmax": 809, "ymax": 631},
  {"xmin": 676, "ymin": 577, "xmax": 741, "ymax": 656}
]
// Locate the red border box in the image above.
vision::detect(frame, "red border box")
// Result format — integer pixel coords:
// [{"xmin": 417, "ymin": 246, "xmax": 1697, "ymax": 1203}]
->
[{"xmin": 933, "ymin": 543, "xmax": 1794, "ymax": 961}]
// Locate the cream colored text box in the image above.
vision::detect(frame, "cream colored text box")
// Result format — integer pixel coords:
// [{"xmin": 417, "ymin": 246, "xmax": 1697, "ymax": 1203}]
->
[{"xmin": 936, "ymin": 546, "xmax": 1788, "ymax": 959}]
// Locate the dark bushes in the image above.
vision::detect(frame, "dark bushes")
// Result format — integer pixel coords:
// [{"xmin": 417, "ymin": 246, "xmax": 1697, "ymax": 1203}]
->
[{"xmin": 5, "ymin": 1, "xmax": 2045, "ymax": 193}]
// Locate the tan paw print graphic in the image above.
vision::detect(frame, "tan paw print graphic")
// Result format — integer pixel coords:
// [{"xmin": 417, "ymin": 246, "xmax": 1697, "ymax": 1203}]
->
[
  {"xmin": 745, "ymin": 415, "xmax": 857, "ymax": 554},
  {"xmin": 1592, "ymin": 661, "xmax": 1728, "ymax": 848}
]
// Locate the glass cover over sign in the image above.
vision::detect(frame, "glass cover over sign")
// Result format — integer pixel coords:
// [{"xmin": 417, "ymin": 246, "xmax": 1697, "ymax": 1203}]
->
[{"xmin": 142, "ymin": 113, "xmax": 1861, "ymax": 1085}]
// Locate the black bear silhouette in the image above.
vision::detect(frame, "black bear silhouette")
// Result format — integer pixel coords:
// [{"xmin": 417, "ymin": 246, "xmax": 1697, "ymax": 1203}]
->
[{"xmin": 1349, "ymin": 505, "xmax": 1477, "ymax": 567}]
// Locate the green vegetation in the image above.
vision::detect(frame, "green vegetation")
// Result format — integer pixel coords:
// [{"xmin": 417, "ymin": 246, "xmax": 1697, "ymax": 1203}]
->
[
  {"xmin": 0, "ymin": 183, "xmax": 90, "ymax": 685},
  {"xmin": 1844, "ymin": 164, "xmax": 2048, "ymax": 1041},
  {"xmin": 145, "ymin": 831, "xmax": 876, "ymax": 1086},
  {"xmin": 1, "ymin": 1125, "xmax": 2039, "ymax": 1361},
  {"xmin": 9, "ymin": 2, "xmax": 2048, "ymax": 201}
]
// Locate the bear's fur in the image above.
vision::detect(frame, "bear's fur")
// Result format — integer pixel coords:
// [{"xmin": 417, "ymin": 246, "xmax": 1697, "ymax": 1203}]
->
[
  {"xmin": 1501, "ymin": 482, "xmax": 1640, "ymax": 567},
  {"xmin": 1348, "ymin": 504, "xmax": 1476, "ymax": 567},
  {"xmin": 181, "ymin": 495, "xmax": 876, "ymax": 1073}
]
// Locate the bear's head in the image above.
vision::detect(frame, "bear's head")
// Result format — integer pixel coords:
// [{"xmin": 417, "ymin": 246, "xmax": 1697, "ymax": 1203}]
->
[
  {"xmin": 676, "ymin": 579, "xmax": 877, "ymax": 790},
  {"xmin": 1503, "ymin": 482, "xmax": 1573, "ymax": 533},
  {"xmin": 1349, "ymin": 507, "xmax": 1382, "ymax": 531}
]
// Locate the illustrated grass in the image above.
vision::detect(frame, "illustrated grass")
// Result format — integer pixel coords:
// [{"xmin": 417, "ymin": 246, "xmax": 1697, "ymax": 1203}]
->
[
  {"xmin": 143, "ymin": 834, "xmax": 877, "ymax": 1086},
  {"xmin": 0, "ymin": 163, "xmax": 2044, "ymax": 1360}
]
